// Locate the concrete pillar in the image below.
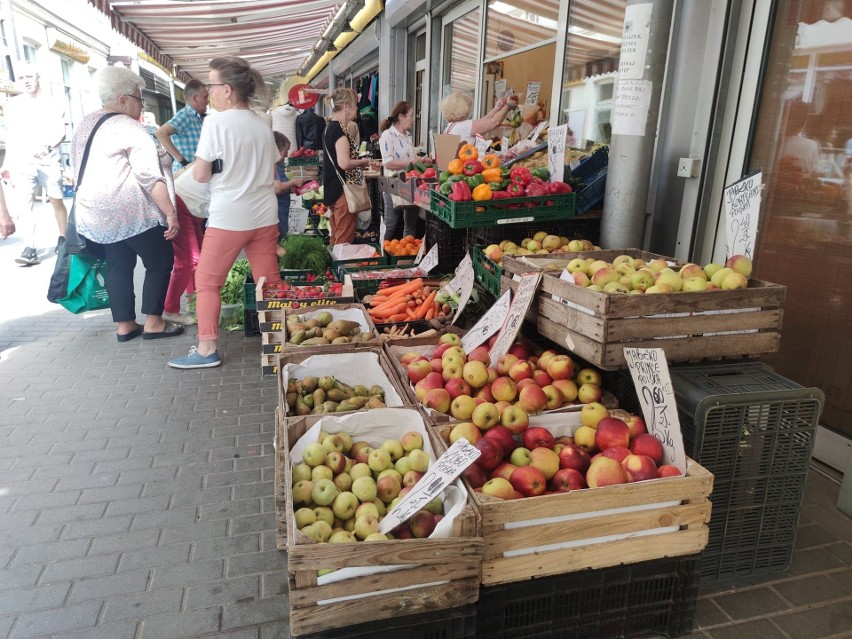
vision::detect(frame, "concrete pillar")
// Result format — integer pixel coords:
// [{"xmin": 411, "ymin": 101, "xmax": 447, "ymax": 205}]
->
[{"xmin": 601, "ymin": 0, "xmax": 676, "ymax": 250}]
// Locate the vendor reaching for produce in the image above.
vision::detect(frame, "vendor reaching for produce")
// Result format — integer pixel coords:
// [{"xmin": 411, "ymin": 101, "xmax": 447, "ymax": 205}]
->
[
  {"xmin": 441, "ymin": 91, "xmax": 517, "ymax": 145},
  {"xmin": 379, "ymin": 101, "xmax": 421, "ymax": 240}
]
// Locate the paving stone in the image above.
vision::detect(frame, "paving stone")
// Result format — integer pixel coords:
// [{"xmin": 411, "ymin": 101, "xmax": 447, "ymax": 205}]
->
[
  {"xmin": 199, "ymin": 498, "xmax": 262, "ymax": 522},
  {"xmin": 794, "ymin": 523, "xmax": 840, "ymax": 549},
  {"xmin": 0, "ymin": 615, "xmax": 14, "ymax": 638},
  {"xmin": 95, "ymin": 456, "xmax": 155, "ymax": 473},
  {"xmin": 233, "ymin": 482, "xmax": 272, "ymax": 501},
  {"xmin": 31, "ymin": 463, "xmax": 95, "ymax": 480},
  {"xmin": 67, "ymin": 569, "xmax": 151, "ymax": 602},
  {"xmin": 185, "ymin": 575, "xmax": 260, "ymax": 610},
  {"xmin": 36, "ymin": 502, "xmax": 107, "ymax": 525},
  {"xmin": 231, "ymin": 513, "xmax": 275, "ymax": 536},
  {"xmin": 50, "ymin": 621, "xmax": 139, "ymax": 639},
  {"xmin": 129, "ymin": 506, "xmax": 200, "ymax": 531},
  {"xmin": 13, "ymin": 538, "xmax": 91, "ymax": 565},
  {"xmin": 39, "ymin": 553, "xmax": 119, "ymax": 583},
  {"xmin": 706, "ymin": 619, "xmax": 787, "ymax": 639},
  {"xmin": 118, "ymin": 542, "xmax": 191, "ymax": 572},
  {"xmin": 77, "ymin": 483, "xmax": 144, "ymax": 504},
  {"xmin": 771, "ymin": 602, "xmax": 852, "ymax": 639},
  {"xmin": 694, "ymin": 597, "xmax": 731, "ymax": 629},
  {"xmin": 227, "ymin": 551, "xmax": 287, "ymax": 578},
  {"xmin": 88, "ymin": 529, "xmax": 161, "ymax": 556},
  {"xmin": 773, "ymin": 574, "xmax": 852, "ymax": 606},
  {"xmin": 104, "ymin": 494, "xmax": 170, "ymax": 517},
  {"xmin": 101, "ymin": 586, "xmax": 184, "ymax": 623},
  {"xmin": 11, "ymin": 490, "xmax": 80, "ymax": 512},
  {"xmin": 56, "ymin": 473, "xmax": 119, "ymax": 491},
  {"xmin": 203, "ymin": 628, "xmax": 260, "ymax": 639},
  {"xmin": 193, "ymin": 534, "xmax": 261, "ymax": 560},
  {"xmin": 221, "ymin": 594, "xmax": 289, "ymax": 630},
  {"xmin": 169, "ymin": 486, "xmax": 233, "ymax": 508},
  {"xmin": 158, "ymin": 520, "xmax": 227, "ymax": 544},
  {"xmin": 825, "ymin": 543, "xmax": 852, "ymax": 565},
  {"xmin": 713, "ymin": 587, "xmax": 790, "ymax": 621},
  {"xmin": 0, "ymin": 512, "xmax": 37, "ymax": 531},
  {"xmin": 0, "ymin": 525, "xmax": 63, "ymax": 549},
  {"xmin": 12, "ymin": 600, "xmax": 103, "ymax": 639},
  {"xmin": 785, "ymin": 547, "xmax": 847, "ymax": 577},
  {"xmin": 138, "ymin": 606, "xmax": 223, "ymax": 638},
  {"xmin": 140, "ymin": 476, "xmax": 204, "ymax": 497},
  {"xmin": 0, "ymin": 565, "xmax": 43, "ymax": 593},
  {"xmin": 116, "ymin": 467, "xmax": 177, "ymax": 484},
  {"xmin": 150, "ymin": 558, "xmax": 225, "ymax": 588},
  {"xmin": 261, "ymin": 572, "xmax": 289, "ymax": 599},
  {"xmin": 0, "ymin": 581, "xmax": 71, "ymax": 615},
  {"xmin": 61, "ymin": 515, "xmax": 133, "ymax": 540}
]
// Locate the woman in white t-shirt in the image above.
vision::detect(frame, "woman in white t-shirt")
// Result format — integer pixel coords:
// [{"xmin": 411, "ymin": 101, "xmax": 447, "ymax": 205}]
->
[
  {"xmin": 169, "ymin": 56, "xmax": 280, "ymax": 370},
  {"xmin": 441, "ymin": 91, "xmax": 516, "ymax": 145},
  {"xmin": 379, "ymin": 101, "xmax": 420, "ymax": 239}
]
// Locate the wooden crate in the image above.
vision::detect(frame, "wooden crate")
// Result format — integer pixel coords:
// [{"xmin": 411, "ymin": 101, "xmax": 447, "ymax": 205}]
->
[
  {"xmin": 501, "ymin": 250, "xmax": 785, "ymax": 370},
  {"xmin": 280, "ymin": 303, "xmax": 379, "ymax": 351},
  {"xmin": 431, "ymin": 420, "xmax": 713, "ymax": 586},
  {"xmin": 276, "ymin": 344, "xmax": 411, "ymax": 417},
  {"xmin": 277, "ymin": 409, "xmax": 484, "ymax": 636}
]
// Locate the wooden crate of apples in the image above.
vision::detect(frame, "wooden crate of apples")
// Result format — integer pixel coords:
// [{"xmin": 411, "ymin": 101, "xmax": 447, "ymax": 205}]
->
[
  {"xmin": 501, "ymin": 249, "xmax": 785, "ymax": 369},
  {"xmin": 386, "ymin": 333, "xmax": 618, "ymax": 425},
  {"xmin": 275, "ymin": 407, "xmax": 483, "ymax": 636},
  {"xmin": 431, "ymin": 404, "xmax": 713, "ymax": 586}
]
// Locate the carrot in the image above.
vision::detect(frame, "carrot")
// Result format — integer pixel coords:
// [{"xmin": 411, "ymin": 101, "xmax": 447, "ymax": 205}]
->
[
  {"xmin": 369, "ymin": 295, "xmax": 389, "ymax": 305},
  {"xmin": 370, "ymin": 293, "xmax": 411, "ymax": 312},
  {"xmin": 369, "ymin": 302, "xmax": 408, "ymax": 319},
  {"xmin": 374, "ymin": 278, "xmax": 423, "ymax": 297},
  {"xmin": 412, "ymin": 290, "xmax": 437, "ymax": 320},
  {"xmin": 406, "ymin": 308, "xmax": 418, "ymax": 320},
  {"xmin": 387, "ymin": 313, "xmax": 409, "ymax": 322},
  {"xmin": 425, "ymin": 305, "xmax": 436, "ymax": 320}
]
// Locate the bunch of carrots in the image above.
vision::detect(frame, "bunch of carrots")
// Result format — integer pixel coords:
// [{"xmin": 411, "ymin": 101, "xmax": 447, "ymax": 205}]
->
[{"xmin": 366, "ymin": 278, "xmax": 450, "ymax": 323}]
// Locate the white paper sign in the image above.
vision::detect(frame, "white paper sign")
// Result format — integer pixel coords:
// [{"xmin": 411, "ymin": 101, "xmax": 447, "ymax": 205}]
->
[
  {"xmin": 723, "ymin": 171, "xmax": 762, "ymax": 260},
  {"xmin": 417, "ymin": 243, "xmax": 439, "ymax": 274},
  {"xmin": 494, "ymin": 79, "xmax": 507, "ymax": 99},
  {"xmin": 501, "ymin": 136, "xmax": 510, "ymax": 152},
  {"xmin": 547, "ymin": 124, "xmax": 568, "ymax": 184},
  {"xmin": 525, "ymin": 82, "xmax": 541, "ymax": 104},
  {"xmin": 619, "ymin": 3, "xmax": 653, "ymax": 80},
  {"xmin": 288, "ymin": 203, "xmax": 309, "ymax": 235},
  {"xmin": 414, "ymin": 235, "xmax": 426, "ymax": 263},
  {"xmin": 623, "ymin": 347, "xmax": 687, "ymax": 472},
  {"xmin": 379, "ymin": 437, "xmax": 480, "ymax": 534},
  {"xmin": 474, "ymin": 137, "xmax": 492, "ymax": 158},
  {"xmin": 528, "ymin": 121, "xmax": 548, "ymax": 143},
  {"xmin": 461, "ymin": 289, "xmax": 512, "ymax": 354},
  {"xmin": 612, "ymin": 80, "xmax": 653, "ymax": 137},
  {"xmin": 379, "ymin": 217, "xmax": 387, "ymax": 254},
  {"xmin": 447, "ymin": 254, "xmax": 475, "ymax": 324},
  {"xmin": 489, "ymin": 272, "xmax": 541, "ymax": 362}
]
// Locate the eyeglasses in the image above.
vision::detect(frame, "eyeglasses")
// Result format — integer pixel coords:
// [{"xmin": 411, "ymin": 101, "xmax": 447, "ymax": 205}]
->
[
  {"xmin": 205, "ymin": 83, "xmax": 226, "ymax": 91},
  {"xmin": 124, "ymin": 94, "xmax": 145, "ymax": 106}
]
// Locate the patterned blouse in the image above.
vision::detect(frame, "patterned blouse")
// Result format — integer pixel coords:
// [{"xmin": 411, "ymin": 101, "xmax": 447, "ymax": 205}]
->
[{"xmin": 71, "ymin": 109, "xmax": 174, "ymax": 244}]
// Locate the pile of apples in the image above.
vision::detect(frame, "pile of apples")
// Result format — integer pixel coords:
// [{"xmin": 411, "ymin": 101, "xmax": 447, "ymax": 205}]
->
[
  {"xmin": 291, "ymin": 430, "xmax": 444, "ymax": 553},
  {"xmin": 562, "ymin": 253, "xmax": 754, "ymax": 294},
  {"xmin": 482, "ymin": 232, "xmax": 598, "ymax": 266},
  {"xmin": 402, "ymin": 334, "xmax": 607, "ymax": 426},
  {"xmin": 454, "ymin": 404, "xmax": 682, "ymax": 500}
]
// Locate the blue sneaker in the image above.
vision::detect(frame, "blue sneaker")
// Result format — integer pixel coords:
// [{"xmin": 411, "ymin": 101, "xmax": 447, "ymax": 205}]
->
[{"xmin": 169, "ymin": 346, "xmax": 221, "ymax": 369}]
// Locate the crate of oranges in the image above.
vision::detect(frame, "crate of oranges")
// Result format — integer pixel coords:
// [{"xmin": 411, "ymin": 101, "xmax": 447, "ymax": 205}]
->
[{"xmin": 383, "ymin": 235, "xmax": 423, "ymax": 265}]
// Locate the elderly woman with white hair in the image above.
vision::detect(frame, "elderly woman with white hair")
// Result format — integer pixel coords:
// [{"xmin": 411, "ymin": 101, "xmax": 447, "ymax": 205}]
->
[
  {"xmin": 440, "ymin": 90, "xmax": 517, "ymax": 145},
  {"xmin": 70, "ymin": 65, "xmax": 183, "ymax": 342}
]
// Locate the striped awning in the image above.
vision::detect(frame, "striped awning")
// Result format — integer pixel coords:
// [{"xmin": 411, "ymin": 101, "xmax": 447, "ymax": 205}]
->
[{"xmin": 88, "ymin": 0, "xmax": 344, "ymax": 82}]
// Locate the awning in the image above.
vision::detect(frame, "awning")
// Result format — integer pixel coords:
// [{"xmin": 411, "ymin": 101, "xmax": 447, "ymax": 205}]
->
[{"xmin": 88, "ymin": 0, "xmax": 347, "ymax": 83}]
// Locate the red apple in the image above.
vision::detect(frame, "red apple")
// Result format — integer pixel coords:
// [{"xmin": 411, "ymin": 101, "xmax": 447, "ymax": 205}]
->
[
  {"xmin": 599, "ymin": 445, "xmax": 631, "ymax": 463},
  {"xmin": 424, "ymin": 388, "xmax": 451, "ymax": 414},
  {"xmin": 529, "ymin": 447, "xmax": 560, "ymax": 480},
  {"xmin": 483, "ymin": 425, "xmax": 515, "ymax": 458},
  {"xmin": 508, "ymin": 359, "xmax": 534, "ymax": 382},
  {"xmin": 491, "ymin": 461, "xmax": 518, "ymax": 481},
  {"xmin": 449, "ymin": 421, "xmax": 481, "ymax": 445},
  {"xmin": 462, "ymin": 463, "xmax": 487, "ymax": 489},
  {"xmin": 509, "ymin": 465, "xmax": 547, "ymax": 497},
  {"xmin": 552, "ymin": 379, "xmax": 578, "ymax": 402},
  {"xmin": 657, "ymin": 465, "xmax": 682, "ymax": 478},
  {"xmin": 491, "ymin": 376, "xmax": 518, "ymax": 402},
  {"xmin": 500, "ymin": 406, "xmax": 529, "ymax": 435},
  {"xmin": 546, "ymin": 354, "xmax": 575, "ymax": 380},
  {"xmin": 515, "ymin": 377, "xmax": 538, "ymax": 392},
  {"xmin": 586, "ymin": 456, "xmax": 628, "ymax": 488},
  {"xmin": 594, "ymin": 417, "xmax": 631, "ymax": 451},
  {"xmin": 558, "ymin": 444, "xmax": 591, "ymax": 473},
  {"xmin": 467, "ymin": 346, "xmax": 491, "ymax": 366},
  {"xmin": 474, "ymin": 384, "xmax": 495, "ymax": 402},
  {"xmin": 532, "ymin": 369, "xmax": 553, "ymax": 387},
  {"xmin": 495, "ymin": 353, "xmax": 519, "ymax": 376},
  {"xmin": 400, "ymin": 351, "xmax": 425, "ymax": 366},
  {"xmin": 551, "ymin": 468, "xmax": 587, "ymax": 492},
  {"xmin": 624, "ymin": 413, "xmax": 647, "ymax": 439},
  {"xmin": 432, "ymin": 343, "xmax": 452, "ymax": 359},
  {"xmin": 508, "ymin": 342, "xmax": 531, "ymax": 361},
  {"xmin": 541, "ymin": 385, "xmax": 565, "ymax": 411},
  {"xmin": 622, "ymin": 454, "xmax": 659, "ymax": 482},
  {"xmin": 630, "ymin": 433, "xmax": 664, "ymax": 465},
  {"xmin": 522, "ymin": 426, "xmax": 555, "ymax": 450},
  {"xmin": 474, "ymin": 438, "xmax": 503, "ymax": 470},
  {"xmin": 444, "ymin": 377, "xmax": 472, "ymax": 400},
  {"xmin": 407, "ymin": 359, "xmax": 433, "ymax": 384},
  {"xmin": 430, "ymin": 359, "xmax": 443, "ymax": 373},
  {"xmin": 537, "ymin": 349, "xmax": 559, "ymax": 371},
  {"xmin": 481, "ymin": 477, "xmax": 515, "ymax": 500},
  {"xmin": 518, "ymin": 385, "xmax": 548, "ymax": 414}
]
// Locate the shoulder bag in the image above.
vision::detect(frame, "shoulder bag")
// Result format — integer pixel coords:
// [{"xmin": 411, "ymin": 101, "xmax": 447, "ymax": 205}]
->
[{"xmin": 323, "ymin": 126, "xmax": 371, "ymax": 214}]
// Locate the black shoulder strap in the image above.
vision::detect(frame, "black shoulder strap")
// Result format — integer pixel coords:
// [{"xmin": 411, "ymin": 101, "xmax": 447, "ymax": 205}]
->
[{"xmin": 76, "ymin": 112, "xmax": 121, "ymax": 192}]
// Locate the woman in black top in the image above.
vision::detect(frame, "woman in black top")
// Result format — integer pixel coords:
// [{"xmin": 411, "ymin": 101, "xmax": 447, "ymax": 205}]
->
[{"xmin": 322, "ymin": 88, "xmax": 371, "ymax": 245}]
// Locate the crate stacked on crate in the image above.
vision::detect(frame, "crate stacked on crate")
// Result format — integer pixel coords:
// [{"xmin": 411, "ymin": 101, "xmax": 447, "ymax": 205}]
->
[
  {"xmin": 273, "ymin": 406, "xmax": 484, "ymax": 637},
  {"xmin": 287, "ymin": 151, "xmax": 321, "ymax": 183},
  {"xmin": 244, "ymin": 270, "xmax": 318, "ymax": 337},
  {"xmin": 666, "ymin": 362, "xmax": 823, "ymax": 587},
  {"xmin": 430, "ymin": 188, "xmax": 576, "ymax": 229},
  {"xmin": 500, "ymin": 249, "xmax": 785, "ymax": 370},
  {"xmin": 566, "ymin": 146, "xmax": 609, "ymax": 214},
  {"xmin": 328, "ymin": 243, "xmax": 385, "ymax": 280},
  {"xmin": 426, "ymin": 214, "xmax": 468, "ymax": 274},
  {"xmin": 254, "ymin": 275, "xmax": 355, "ymax": 375}
]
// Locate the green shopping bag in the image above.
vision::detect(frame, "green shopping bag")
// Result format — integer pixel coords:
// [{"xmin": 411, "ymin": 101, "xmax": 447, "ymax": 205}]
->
[{"xmin": 57, "ymin": 254, "xmax": 110, "ymax": 314}]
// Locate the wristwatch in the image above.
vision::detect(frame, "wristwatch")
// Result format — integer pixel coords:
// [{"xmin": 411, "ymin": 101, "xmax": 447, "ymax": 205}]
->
[{"xmin": 179, "ymin": 158, "xmax": 189, "ymax": 167}]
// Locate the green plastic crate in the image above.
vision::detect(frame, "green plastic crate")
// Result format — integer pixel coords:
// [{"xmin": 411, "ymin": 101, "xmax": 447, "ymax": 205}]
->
[
  {"xmin": 471, "ymin": 246, "xmax": 502, "ymax": 298},
  {"xmin": 328, "ymin": 243, "xmax": 385, "ymax": 280},
  {"xmin": 429, "ymin": 188, "xmax": 575, "ymax": 229},
  {"xmin": 287, "ymin": 155, "xmax": 320, "ymax": 167}
]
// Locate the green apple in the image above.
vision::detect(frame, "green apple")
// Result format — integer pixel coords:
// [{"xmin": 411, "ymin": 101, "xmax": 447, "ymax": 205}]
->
[
  {"xmin": 291, "ymin": 480, "xmax": 314, "ymax": 506},
  {"xmin": 292, "ymin": 463, "xmax": 312, "ymax": 485},
  {"xmin": 407, "ymin": 449, "xmax": 430, "ymax": 472},
  {"xmin": 294, "ymin": 508, "xmax": 316, "ymax": 529},
  {"xmin": 351, "ymin": 476, "xmax": 377, "ymax": 502},
  {"xmin": 302, "ymin": 443, "xmax": 327, "ymax": 467},
  {"xmin": 380, "ymin": 439, "xmax": 404, "ymax": 461},
  {"xmin": 710, "ymin": 266, "xmax": 733, "ymax": 288},
  {"xmin": 368, "ymin": 448, "xmax": 392, "ymax": 473},
  {"xmin": 311, "ymin": 479, "xmax": 340, "ymax": 506},
  {"xmin": 349, "ymin": 462, "xmax": 372, "ymax": 480},
  {"xmin": 312, "ymin": 506, "xmax": 334, "ymax": 526},
  {"xmin": 331, "ymin": 491, "xmax": 359, "ymax": 520}
]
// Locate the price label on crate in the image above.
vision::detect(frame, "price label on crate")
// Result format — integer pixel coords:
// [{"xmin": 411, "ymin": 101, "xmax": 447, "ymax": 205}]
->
[
  {"xmin": 414, "ymin": 235, "xmax": 426, "ymax": 263},
  {"xmin": 417, "ymin": 243, "xmax": 438, "ymax": 274},
  {"xmin": 447, "ymin": 254, "xmax": 475, "ymax": 324},
  {"xmin": 623, "ymin": 347, "xmax": 687, "ymax": 473},
  {"xmin": 378, "ymin": 437, "xmax": 480, "ymax": 534},
  {"xmin": 461, "ymin": 289, "xmax": 511, "ymax": 354},
  {"xmin": 489, "ymin": 272, "xmax": 541, "ymax": 362},
  {"xmin": 548, "ymin": 124, "xmax": 567, "ymax": 184}
]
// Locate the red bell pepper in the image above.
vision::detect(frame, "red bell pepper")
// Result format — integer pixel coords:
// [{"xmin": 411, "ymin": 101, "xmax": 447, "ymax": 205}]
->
[
  {"xmin": 509, "ymin": 166, "xmax": 532, "ymax": 186},
  {"xmin": 524, "ymin": 182, "xmax": 549, "ymax": 197},
  {"xmin": 421, "ymin": 167, "xmax": 437, "ymax": 179},
  {"xmin": 547, "ymin": 181, "xmax": 573, "ymax": 194},
  {"xmin": 490, "ymin": 190, "xmax": 513, "ymax": 199},
  {"xmin": 462, "ymin": 160, "xmax": 483, "ymax": 176},
  {"xmin": 506, "ymin": 182, "xmax": 525, "ymax": 197},
  {"xmin": 406, "ymin": 170, "xmax": 421, "ymax": 179},
  {"xmin": 450, "ymin": 180, "xmax": 472, "ymax": 202}
]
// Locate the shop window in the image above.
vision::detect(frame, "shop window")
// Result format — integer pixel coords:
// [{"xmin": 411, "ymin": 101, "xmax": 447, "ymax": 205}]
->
[
  {"xmin": 558, "ymin": 0, "xmax": 626, "ymax": 147},
  {"xmin": 22, "ymin": 42, "xmax": 38, "ymax": 63},
  {"xmin": 484, "ymin": 0, "xmax": 559, "ymax": 59},
  {"xmin": 442, "ymin": 8, "xmax": 481, "ymax": 101}
]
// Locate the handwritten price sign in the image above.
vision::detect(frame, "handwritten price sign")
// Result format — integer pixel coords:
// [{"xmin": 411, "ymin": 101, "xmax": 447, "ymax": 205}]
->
[
  {"xmin": 548, "ymin": 124, "xmax": 567, "ymax": 184},
  {"xmin": 448, "ymin": 254, "xmax": 475, "ymax": 324},
  {"xmin": 417, "ymin": 243, "xmax": 438, "ymax": 274},
  {"xmin": 489, "ymin": 273, "xmax": 541, "ymax": 362},
  {"xmin": 623, "ymin": 347, "xmax": 686, "ymax": 472},
  {"xmin": 723, "ymin": 171, "xmax": 762, "ymax": 260},
  {"xmin": 379, "ymin": 437, "xmax": 480, "ymax": 534},
  {"xmin": 461, "ymin": 289, "xmax": 511, "ymax": 354}
]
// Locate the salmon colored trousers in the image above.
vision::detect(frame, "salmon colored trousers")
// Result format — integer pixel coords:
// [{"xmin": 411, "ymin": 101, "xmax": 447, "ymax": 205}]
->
[{"xmin": 194, "ymin": 224, "xmax": 281, "ymax": 341}]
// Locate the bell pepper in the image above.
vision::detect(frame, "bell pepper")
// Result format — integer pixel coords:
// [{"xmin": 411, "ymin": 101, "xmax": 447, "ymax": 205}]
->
[
  {"xmin": 490, "ymin": 190, "xmax": 513, "ymax": 199},
  {"xmin": 414, "ymin": 161, "xmax": 428, "ymax": 173},
  {"xmin": 448, "ymin": 158, "xmax": 464, "ymax": 175},
  {"xmin": 525, "ymin": 182, "xmax": 549, "ymax": 197},
  {"xmin": 472, "ymin": 183, "xmax": 493, "ymax": 201},
  {"xmin": 480, "ymin": 154, "xmax": 501, "ymax": 170},
  {"xmin": 462, "ymin": 160, "xmax": 483, "ymax": 176},
  {"xmin": 406, "ymin": 170, "xmax": 421, "ymax": 179},
  {"xmin": 458, "ymin": 143, "xmax": 478, "ymax": 161},
  {"xmin": 531, "ymin": 167, "xmax": 550, "ymax": 180},
  {"xmin": 440, "ymin": 181, "xmax": 454, "ymax": 196},
  {"xmin": 450, "ymin": 180, "xmax": 471, "ymax": 202},
  {"xmin": 464, "ymin": 174, "xmax": 485, "ymax": 189},
  {"xmin": 509, "ymin": 166, "xmax": 532, "ymax": 186},
  {"xmin": 438, "ymin": 170, "xmax": 452, "ymax": 184},
  {"xmin": 481, "ymin": 168, "xmax": 502, "ymax": 184},
  {"xmin": 547, "ymin": 181, "xmax": 573, "ymax": 194},
  {"xmin": 487, "ymin": 181, "xmax": 505, "ymax": 191},
  {"xmin": 447, "ymin": 174, "xmax": 467, "ymax": 184},
  {"xmin": 421, "ymin": 167, "xmax": 437, "ymax": 179},
  {"xmin": 418, "ymin": 182, "xmax": 431, "ymax": 191},
  {"xmin": 506, "ymin": 182, "xmax": 525, "ymax": 196}
]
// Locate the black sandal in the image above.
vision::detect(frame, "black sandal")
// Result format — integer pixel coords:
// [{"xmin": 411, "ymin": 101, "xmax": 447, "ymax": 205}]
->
[
  {"xmin": 142, "ymin": 322, "xmax": 185, "ymax": 340},
  {"xmin": 117, "ymin": 325, "xmax": 143, "ymax": 342}
]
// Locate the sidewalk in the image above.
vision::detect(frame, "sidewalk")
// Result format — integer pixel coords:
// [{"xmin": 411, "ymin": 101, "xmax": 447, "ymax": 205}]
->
[{"xmin": 1, "ymin": 203, "xmax": 850, "ymax": 638}]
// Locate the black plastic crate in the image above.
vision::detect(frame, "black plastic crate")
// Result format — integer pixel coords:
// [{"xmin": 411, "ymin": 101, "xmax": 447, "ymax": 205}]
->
[
  {"xmin": 244, "ymin": 306, "xmax": 260, "ymax": 337},
  {"xmin": 477, "ymin": 555, "xmax": 700, "ymax": 639},
  {"xmin": 295, "ymin": 603, "xmax": 476, "ymax": 639},
  {"xmin": 668, "ymin": 362, "xmax": 823, "ymax": 587},
  {"xmin": 426, "ymin": 214, "xmax": 468, "ymax": 274},
  {"xmin": 466, "ymin": 212, "xmax": 601, "ymax": 247}
]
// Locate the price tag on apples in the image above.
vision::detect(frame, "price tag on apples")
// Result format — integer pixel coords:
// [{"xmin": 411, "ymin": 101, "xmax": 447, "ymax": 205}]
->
[
  {"xmin": 417, "ymin": 243, "xmax": 438, "ymax": 274},
  {"xmin": 379, "ymin": 437, "xmax": 480, "ymax": 534},
  {"xmin": 461, "ymin": 289, "xmax": 511, "ymax": 354},
  {"xmin": 723, "ymin": 170, "xmax": 762, "ymax": 260},
  {"xmin": 623, "ymin": 347, "xmax": 687, "ymax": 472},
  {"xmin": 489, "ymin": 273, "xmax": 541, "ymax": 362},
  {"xmin": 447, "ymin": 254, "xmax": 475, "ymax": 324}
]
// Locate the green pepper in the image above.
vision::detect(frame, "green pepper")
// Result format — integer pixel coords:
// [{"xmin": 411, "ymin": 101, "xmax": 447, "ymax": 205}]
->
[
  {"xmin": 438, "ymin": 170, "xmax": 452, "ymax": 184},
  {"xmin": 532, "ymin": 167, "xmax": 550, "ymax": 180},
  {"xmin": 487, "ymin": 182, "xmax": 504, "ymax": 191},
  {"xmin": 464, "ymin": 174, "xmax": 485, "ymax": 189},
  {"xmin": 414, "ymin": 161, "xmax": 428, "ymax": 173},
  {"xmin": 440, "ymin": 181, "xmax": 454, "ymax": 196},
  {"xmin": 447, "ymin": 174, "xmax": 467, "ymax": 184}
]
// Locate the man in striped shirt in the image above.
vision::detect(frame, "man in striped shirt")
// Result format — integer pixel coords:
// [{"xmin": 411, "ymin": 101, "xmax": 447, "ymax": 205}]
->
[{"xmin": 156, "ymin": 80, "xmax": 208, "ymax": 174}]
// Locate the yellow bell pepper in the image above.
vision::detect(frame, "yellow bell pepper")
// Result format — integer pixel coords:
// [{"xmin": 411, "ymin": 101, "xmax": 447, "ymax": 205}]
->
[
  {"xmin": 472, "ymin": 183, "xmax": 493, "ymax": 201},
  {"xmin": 448, "ymin": 158, "xmax": 464, "ymax": 175},
  {"xmin": 480, "ymin": 154, "xmax": 501, "ymax": 170},
  {"xmin": 481, "ymin": 168, "xmax": 502, "ymax": 184}
]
